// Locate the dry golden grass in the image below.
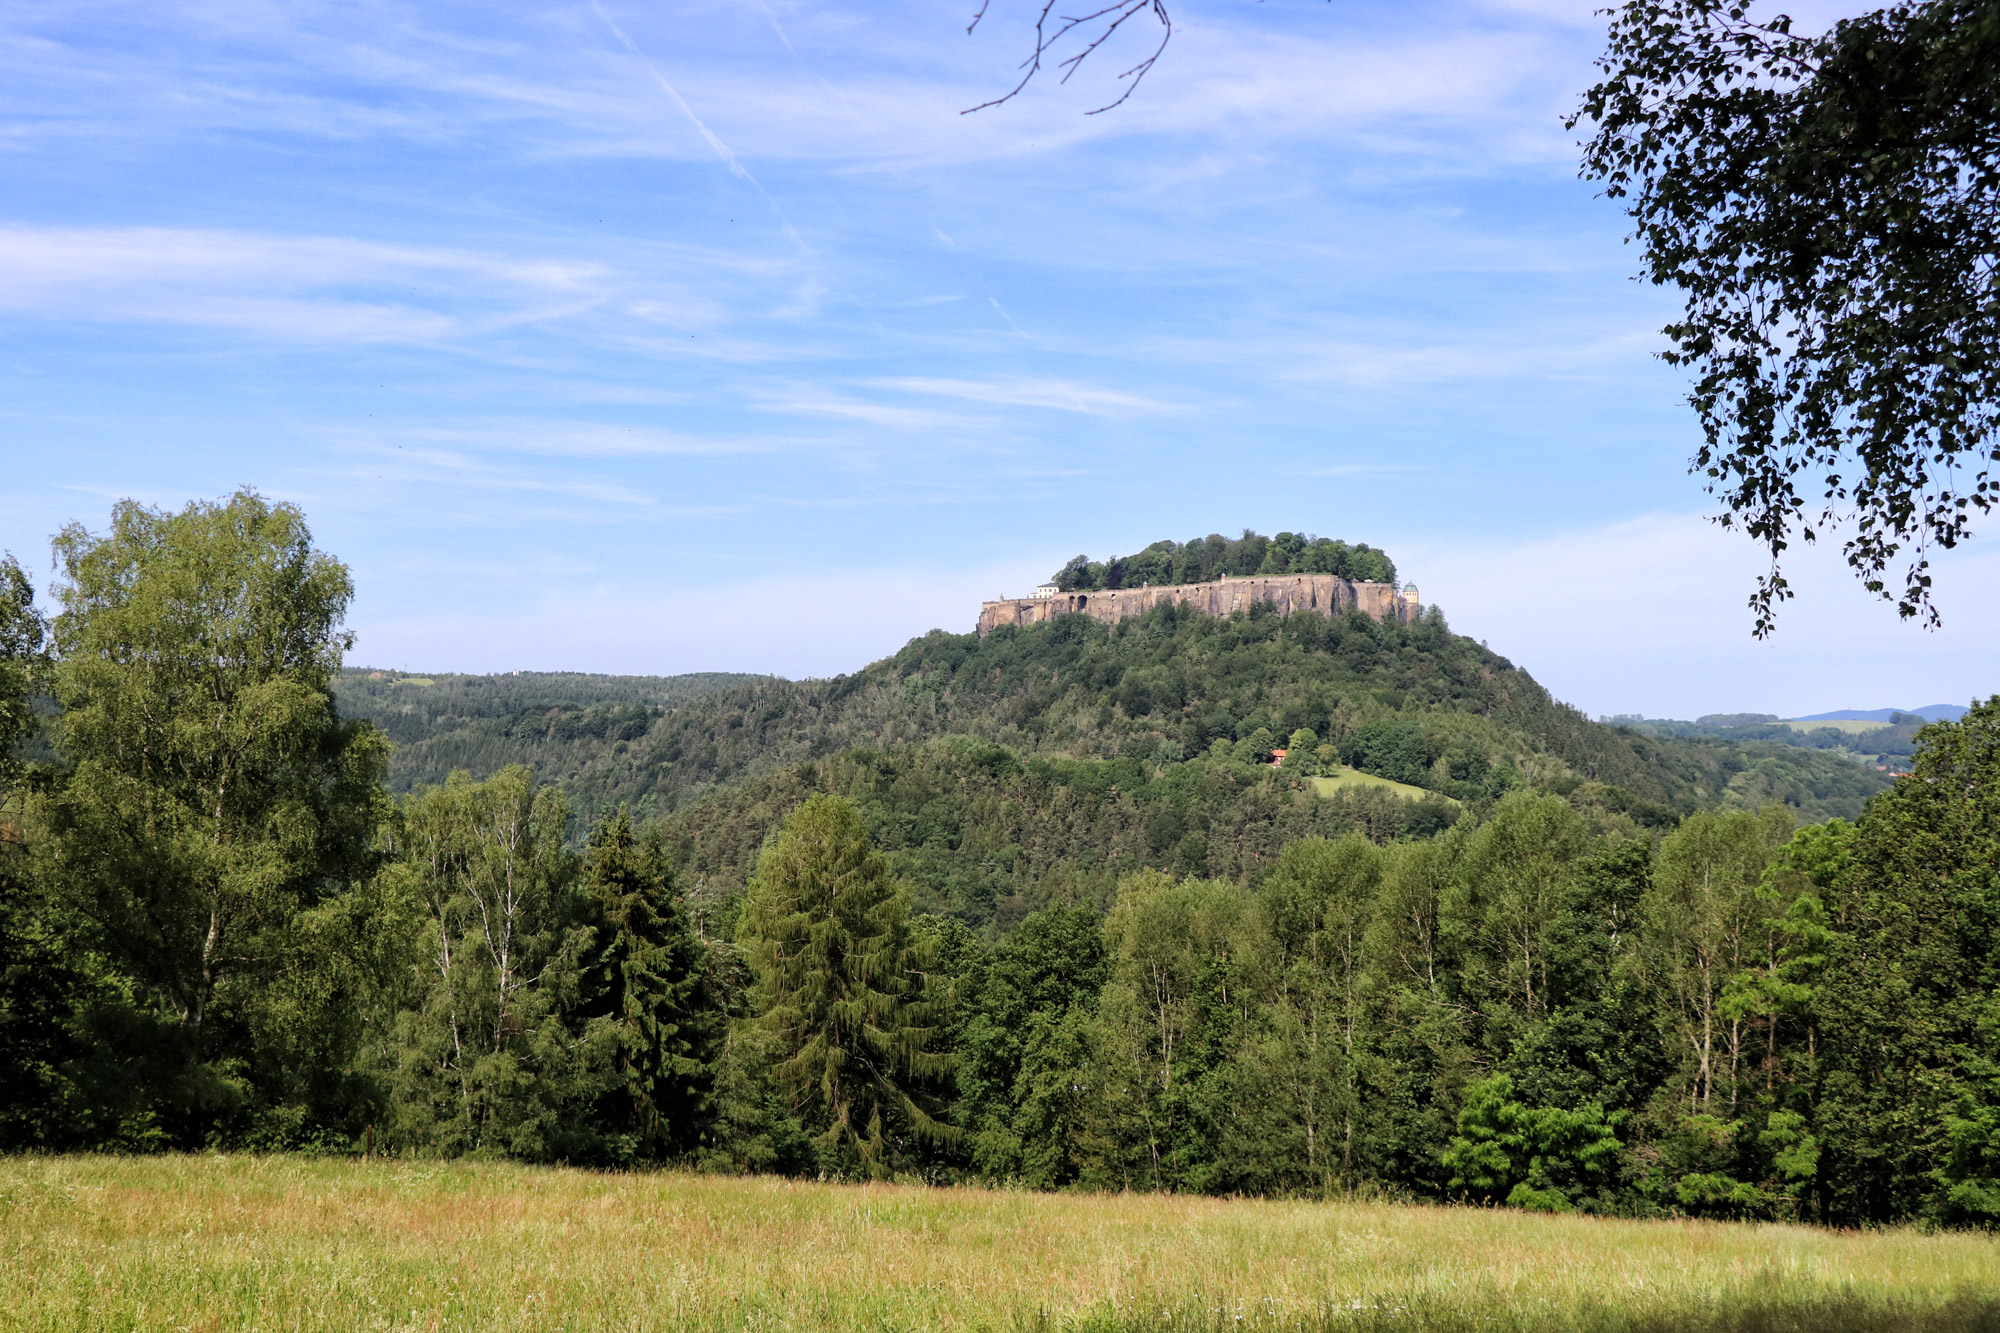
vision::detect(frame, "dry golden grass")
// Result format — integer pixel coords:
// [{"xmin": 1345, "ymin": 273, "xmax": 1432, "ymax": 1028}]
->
[{"xmin": 3, "ymin": 1156, "xmax": 1998, "ymax": 1332}]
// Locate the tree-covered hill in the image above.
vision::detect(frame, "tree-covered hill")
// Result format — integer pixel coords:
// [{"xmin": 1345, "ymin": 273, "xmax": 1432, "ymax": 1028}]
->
[
  {"xmin": 657, "ymin": 738, "xmax": 1462, "ymax": 933},
  {"xmin": 340, "ymin": 601, "xmax": 1887, "ymax": 840},
  {"xmin": 614, "ymin": 602, "xmax": 1885, "ymax": 822},
  {"xmin": 333, "ymin": 668, "xmax": 771, "ymax": 807},
  {"xmin": 1051, "ymin": 529, "xmax": 1396, "ymax": 591}
]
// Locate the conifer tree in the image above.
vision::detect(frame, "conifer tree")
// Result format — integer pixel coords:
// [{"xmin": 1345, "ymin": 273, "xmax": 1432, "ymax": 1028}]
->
[
  {"xmin": 581, "ymin": 809, "xmax": 712, "ymax": 1160},
  {"xmin": 739, "ymin": 793, "xmax": 953, "ymax": 1176}
]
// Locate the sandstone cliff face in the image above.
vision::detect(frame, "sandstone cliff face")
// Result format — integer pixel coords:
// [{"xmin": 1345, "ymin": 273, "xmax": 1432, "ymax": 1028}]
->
[{"xmin": 976, "ymin": 574, "xmax": 1417, "ymax": 636}]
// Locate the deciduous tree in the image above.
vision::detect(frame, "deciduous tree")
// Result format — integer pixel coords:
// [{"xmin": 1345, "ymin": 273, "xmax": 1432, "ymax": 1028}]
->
[
  {"xmin": 35, "ymin": 493, "xmax": 388, "ymax": 1143},
  {"xmin": 1575, "ymin": 0, "xmax": 2000, "ymax": 631}
]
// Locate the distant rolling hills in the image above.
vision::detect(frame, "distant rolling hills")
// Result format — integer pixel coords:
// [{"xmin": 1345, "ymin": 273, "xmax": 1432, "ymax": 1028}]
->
[
  {"xmin": 335, "ymin": 602, "xmax": 1894, "ymax": 928},
  {"xmin": 1791, "ymin": 704, "xmax": 1968, "ymax": 722}
]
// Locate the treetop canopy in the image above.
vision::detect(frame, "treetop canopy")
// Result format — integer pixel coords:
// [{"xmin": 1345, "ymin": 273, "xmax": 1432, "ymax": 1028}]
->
[{"xmin": 1052, "ymin": 530, "xmax": 1396, "ymax": 593}]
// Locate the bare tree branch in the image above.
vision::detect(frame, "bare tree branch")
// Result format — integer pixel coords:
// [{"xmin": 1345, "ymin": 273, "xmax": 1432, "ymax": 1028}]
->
[{"xmin": 965, "ymin": 0, "xmax": 1173, "ymax": 115}]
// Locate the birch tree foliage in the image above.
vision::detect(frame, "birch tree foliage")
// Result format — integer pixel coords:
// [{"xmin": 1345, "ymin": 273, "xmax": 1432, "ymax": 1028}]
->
[
  {"xmin": 385, "ymin": 766, "xmax": 605, "ymax": 1160},
  {"xmin": 1451, "ymin": 794, "xmax": 1589, "ymax": 1028},
  {"xmin": 36, "ymin": 492, "xmax": 387, "ymax": 1134},
  {"xmin": 1641, "ymin": 807, "xmax": 1794, "ymax": 1115},
  {"xmin": 1256, "ymin": 835, "xmax": 1382, "ymax": 1189},
  {"xmin": 1574, "ymin": 0, "xmax": 2000, "ymax": 633}
]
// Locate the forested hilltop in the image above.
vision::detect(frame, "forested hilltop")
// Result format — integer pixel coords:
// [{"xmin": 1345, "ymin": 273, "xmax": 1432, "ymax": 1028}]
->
[
  {"xmin": 340, "ymin": 602, "xmax": 1885, "ymax": 889},
  {"xmin": 1051, "ymin": 529, "xmax": 1397, "ymax": 591},
  {"xmin": 22, "ymin": 492, "xmax": 2000, "ymax": 1233}
]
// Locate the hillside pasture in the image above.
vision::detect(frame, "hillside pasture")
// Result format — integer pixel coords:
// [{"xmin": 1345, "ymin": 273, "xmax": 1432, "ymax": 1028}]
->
[
  {"xmin": 1311, "ymin": 766, "xmax": 1441, "ymax": 803},
  {"xmin": 1780, "ymin": 719, "xmax": 1887, "ymax": 735},
  {"xmin": 4, "ymin": 1157, "xmax": 1997, "ymax": 1332}
]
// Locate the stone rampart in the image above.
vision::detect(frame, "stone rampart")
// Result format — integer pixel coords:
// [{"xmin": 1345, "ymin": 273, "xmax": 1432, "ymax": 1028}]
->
[{"xmin": 977, "ymin": 574, "xmax": 1417, "ymax": 636}]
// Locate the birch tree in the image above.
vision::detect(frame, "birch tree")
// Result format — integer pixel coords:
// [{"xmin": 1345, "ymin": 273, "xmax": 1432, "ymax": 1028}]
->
[
  {"xmin": 1643, "ymin": 808, "xmax": 1792, "ymax": 1112},
  {"xmin": 1257, "ymin": 835, "xmax": 1380, "ymax": 1190},
  {"xmin": 387, "ymin": 766, "xmax": 602, "ymax": 1158},
  {"xmin": 37, "ymin": 493, "xmax": 387, "ymax": 1141}
]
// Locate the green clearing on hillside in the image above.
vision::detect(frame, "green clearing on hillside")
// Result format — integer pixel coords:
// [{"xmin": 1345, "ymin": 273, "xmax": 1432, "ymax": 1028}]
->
[
  {"xmin": 1782, "ymin": 718, "xmax": 1889, "ymax": 735},
  {"xmin": 1310, "ymin": 765, "xmax": 1440, "ymax": 802},
  {"xmin": 4, "ymin": 1156, "xmax": 1997, "ymax": 1333}
]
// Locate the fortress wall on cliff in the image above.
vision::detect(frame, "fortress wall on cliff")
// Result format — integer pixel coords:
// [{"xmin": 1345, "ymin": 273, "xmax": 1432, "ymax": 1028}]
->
[{"xmin": 976, "ymin": 574, "xmax": 1417, "ymax": 636}]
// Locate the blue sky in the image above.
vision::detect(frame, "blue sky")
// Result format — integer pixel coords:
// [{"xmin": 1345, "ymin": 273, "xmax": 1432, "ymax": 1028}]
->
[{"xmin": 1, "ymin": 0, "xmax": 1993, "ymax": 718}]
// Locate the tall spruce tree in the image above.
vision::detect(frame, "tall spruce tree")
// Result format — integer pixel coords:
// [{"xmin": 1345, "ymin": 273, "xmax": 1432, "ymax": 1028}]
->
[
  {"xmin": 739, "ymin": 793, "xmax": 953, "ymax": 1177},
  {"xmin": 581, "ymin": 809, "xmax": 712, "ymax": 1160}
]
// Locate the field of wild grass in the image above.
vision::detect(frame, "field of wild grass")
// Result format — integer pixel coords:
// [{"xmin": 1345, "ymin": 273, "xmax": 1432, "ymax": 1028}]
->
[{"xmin": 4, "ymin": 1157, "xmax": 2000, "ymax": 1333}]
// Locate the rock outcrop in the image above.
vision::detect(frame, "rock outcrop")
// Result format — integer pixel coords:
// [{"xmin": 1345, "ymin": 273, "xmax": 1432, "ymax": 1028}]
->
[{"xmin": 977, "ymin": 574, "xmax": 1419, "ymax": 636}]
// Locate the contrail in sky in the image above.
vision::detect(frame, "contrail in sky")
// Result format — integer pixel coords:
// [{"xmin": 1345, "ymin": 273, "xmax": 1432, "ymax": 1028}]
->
[{"xmin": 589, "ymin": 0, "xmax": 808, "ymax": 251}]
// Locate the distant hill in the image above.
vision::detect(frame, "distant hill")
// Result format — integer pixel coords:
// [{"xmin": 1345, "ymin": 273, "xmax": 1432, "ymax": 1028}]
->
[
  {"xmin": 336, "ymin": 603, "xmax": 1893, "ymax": 927},
  {"xmin": 333, "ymin": 668, "xmax": 775, "ymax": 817},
  {"xmin": 1597, "ymin": 709, "xmax": 1949, "ymax": 764},
  {"xmin": 1791, "ymin": 704, "xmax": 1968, "ymax": 722}
]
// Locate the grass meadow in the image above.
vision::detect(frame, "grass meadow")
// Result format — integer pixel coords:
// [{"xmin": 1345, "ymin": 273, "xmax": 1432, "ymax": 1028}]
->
[
  {"xmin": 4, "ymin": 1157, "xmax": 1999, "ymax": 1333},
  {"xmin": 1309, "ymin": 770, "xmax": 1440, "ymax": 803}
]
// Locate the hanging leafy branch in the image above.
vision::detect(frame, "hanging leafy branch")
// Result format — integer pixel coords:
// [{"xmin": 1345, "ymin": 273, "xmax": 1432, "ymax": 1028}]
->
[{"xmin": 1573, "ymin": 0, "xmax": 2000, "ymax": 634}]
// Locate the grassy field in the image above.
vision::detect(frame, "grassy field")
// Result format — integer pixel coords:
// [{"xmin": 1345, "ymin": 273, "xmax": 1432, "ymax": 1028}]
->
[
  {"xmin": 1310, "ymin": 768, "xmax": 1442, "ymax": 803},
  {"xmin": 5, "ymin": 1158, "xmax": 1999, "ymax": 1332},
  {"xmin": 1779, "ymin": 719, "xmax": 1885, "ymax": 735}
]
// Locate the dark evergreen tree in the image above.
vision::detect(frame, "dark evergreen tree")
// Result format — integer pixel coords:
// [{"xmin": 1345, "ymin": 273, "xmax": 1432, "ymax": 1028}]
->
[
  {"xmin": 0, "ymin": 554, "xmax": 78, "ymax": 1148},
  {"xmin": 739, "ymin": 793, "xmax": 955, "ymax": 1177},
  {"xmin": 581, "ymin": 809, "xmax": 713, "ymax": 1160}
]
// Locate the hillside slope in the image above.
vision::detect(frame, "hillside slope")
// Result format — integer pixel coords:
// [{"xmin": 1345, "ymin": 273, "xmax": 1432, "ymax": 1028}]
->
[
  {"xmin": 657, "ymin": 738, "xmax": 1459, "ymax": 930},
  {"xmin": 334, "ymin": 668, "xmax": 771, "ymax": 810},
  {"xmin": 599, "ymin": 603, "xmax": 1881, "ymax": 817},
  {"xmin": 341, "ymin": 602, "xmax": 1887, "ymax": 843}
]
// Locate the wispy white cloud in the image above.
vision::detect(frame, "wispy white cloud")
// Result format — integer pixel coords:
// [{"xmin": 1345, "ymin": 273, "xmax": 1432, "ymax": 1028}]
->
[
  {"xmin": 0, "ymin": 0, "xmax": 1601, "ymax": 174},
  {"xmin": 0, "ymin": 225, "xmax": 612, "ymax": 341},
  {"xmin": 1402, "ymin": 513, "xmax": 2000, "ymax": 718},
  {"xmin": 753, "ymin": 387, "xmax": 976, "ymax": 433},
  {"xmin": 872, "ymin": 375, "xmax": 1178, "ymax": 416}
]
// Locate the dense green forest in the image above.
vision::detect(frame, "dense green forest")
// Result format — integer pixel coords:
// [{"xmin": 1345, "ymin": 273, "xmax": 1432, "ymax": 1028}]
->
[
  {"xmin": 12, "ymin": 492, "xmax": 2000, "ymax": 1229},
  {"xmin": 340, "ymin": 604, "xmax": 1886, "ymax": 852},
  {"xmin": 1050, "ymin": 529, "xmax": 1398, "ymax": 591},
  {"xmin": 333, "ymin": 668, "xmax": 768, "ymax": 819}
]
